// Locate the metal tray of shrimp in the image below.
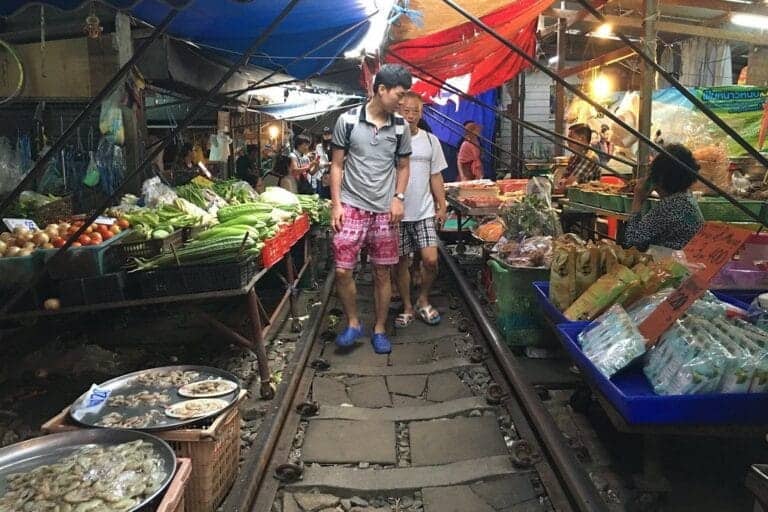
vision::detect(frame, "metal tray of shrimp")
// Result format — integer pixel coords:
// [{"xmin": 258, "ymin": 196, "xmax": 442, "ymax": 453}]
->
[
  {"xmin": 0, "ymin": 428, "xmax": 176, "ymax": 512},
  {"xmin": 68, "ymin": 365, "xmax": 241, "ymax": 431}
]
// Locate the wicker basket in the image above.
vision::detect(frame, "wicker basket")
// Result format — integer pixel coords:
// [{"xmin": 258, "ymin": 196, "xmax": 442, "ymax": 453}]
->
[
  {"xmin": 32, "ymin": 195, "xmax": 74, "ymax": 226},
  {"xmin": 154, "ymin": 458, "xmax": 192, "ymax": 512},
  {"xmin": 41, "ymin": 390, "xmax": 245, "ymax": 512}
]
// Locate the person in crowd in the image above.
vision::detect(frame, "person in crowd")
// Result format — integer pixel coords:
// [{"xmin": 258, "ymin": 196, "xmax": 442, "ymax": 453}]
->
[
  {"xmin": 316, "ymin": 127, "xmax": 333, "ymax": 198},
  {"xmin": 594, "ymin": 124, "xmax": 614, "ymax": 165},
  {"xmin": 560, "ymin": 123, "xmax": 601, "ymax": 187},
  {"xmin": 289, "ymin": 134, "xmax": 318, "ymax": 195},
  {"xmin": 329, "ymin": 64, "xmax": 412, "ymax": 354},
  {"xmin": 625, "ymin": 143, "xmax": 704, "ymax": 250},
  {"xmin": 394, "ymin": 91, "xmax": 447, "ymax": 328},
  {"xmin": 235, "ymin": 145, "xmax": 263, "ymax": 190},
  {"xmin": 559, "ymin": 124, "xmax": 601, "ymax": 239},
  {"xmin": 173, "ymin": 143, "xmax": 198, "ymax": 186},
  {"xmin": 457, "ymin": 120, "xmax": 483, "ymax": 181},
  {"xmin": 275, "ymin": 152, "xmax": 298, "ymax": 193}
]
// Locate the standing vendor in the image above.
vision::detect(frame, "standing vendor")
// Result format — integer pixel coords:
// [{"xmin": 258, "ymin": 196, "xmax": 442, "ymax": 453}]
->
[
  {"xmin": 289, "ymin": 134, "xmax": 319, "ymax": 195},
  {"xmin": 457, "ymin": 121, "xmax": 483, "ymax": 181},
  {"xmin": 173, "ymin": 143, "xmax": 198, "ymax": 186},
  {"xmin": 624, "ymin": 143, "xmax": 704, "ymax": 250}
]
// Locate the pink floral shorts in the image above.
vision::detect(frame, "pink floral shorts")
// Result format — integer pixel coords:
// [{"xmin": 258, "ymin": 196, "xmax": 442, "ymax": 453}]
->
[{"xmin": 333, "ymin": 203, "xmax": 399, "ymax": 269}]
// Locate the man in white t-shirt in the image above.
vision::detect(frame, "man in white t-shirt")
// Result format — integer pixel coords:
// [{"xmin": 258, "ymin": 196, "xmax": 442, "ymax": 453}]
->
[{"xmin": 394, "ymin": 92, "xmax": 447, "ymax": 327}]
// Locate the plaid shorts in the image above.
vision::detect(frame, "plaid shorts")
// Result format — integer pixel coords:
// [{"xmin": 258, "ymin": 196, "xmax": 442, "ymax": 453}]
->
[
  {"xmin": 399, "ymin": 217, "xmax": 439, "ymax": 257},
  {"xmin": 332, "ymin": 203, "xmax": 399, "ymax": 269}
]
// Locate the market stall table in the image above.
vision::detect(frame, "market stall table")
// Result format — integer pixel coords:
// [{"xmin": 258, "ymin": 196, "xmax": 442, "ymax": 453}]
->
[
  {"xmin": 446, "ymin": 195, "xmax": 501, "ymax": 252},
  {"xmin": 558, "ymin": 199, "xmax": 631, "ymax": 241},
  {"xmin": 0, "ymin": 234, "xmax": 312, "ymax": 400}
]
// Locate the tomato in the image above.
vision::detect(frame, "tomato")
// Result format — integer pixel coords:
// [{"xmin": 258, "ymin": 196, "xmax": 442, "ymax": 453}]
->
[
  {"xmin": 52, "ymin": 237, "xmax": 65, "ymax": 248},
  {"xmin": 102, "ymin": 230, "xmax": 114, "ymax": 240},
  {"xmin": 78, "ymin": 234, "xmax": 92, "ymax": 245},
  {"xmin": 98, "ymin": 225, "xmax": 110, "ymax": 235},
  {"xmin": 90, "ymin": 233, "xmax": 103, "ymax": 244},
  {"xmin": 117, "ymin": 219, "xmax": 130, "ymax": 229},
  {"xmin": 109, "ymin": 225, "xmax": 121, "ymax": 234},
  {"xmin": 71, "ymin": 242, "xmax": 82, "ymax": 248}
]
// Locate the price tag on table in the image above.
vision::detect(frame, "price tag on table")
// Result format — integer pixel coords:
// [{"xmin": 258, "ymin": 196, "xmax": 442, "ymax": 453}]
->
[
  {"xmin": 3, "ymin": 218, "xmax": 39, "ymax": 231},
  {"xmin": 95, "ymin": 216, "xmax": 116, "ymax": 225},
  {"xmin": 639, "ymin": 222, "xmax": 753, "ymax": 344}
]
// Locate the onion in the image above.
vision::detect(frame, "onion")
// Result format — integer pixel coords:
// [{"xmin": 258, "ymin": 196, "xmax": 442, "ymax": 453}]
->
[
  {"xmin": 43, "ymin": 298, "xmax": 61, "ymax": 311},
  {"xmin": 12, "ymin": 226, "xmax": 29, "ymax": 236},
  {"xmin": 16, "ymin": 233, "xmax": 32, "ymax": 244},
  {"xmin": 5, "ymin": 246, "xmax": 21, "ymax": 257},
  {"xmin": 44, "ymin": 227, "xmax": 59, "ymax": 237},
  {"xmin": 58, "ymin": 222, "xmax": 71, "ymax": 231},
  {"xmin": 0, "ymin": 240, "xmax": 6, "ymax": 255},
  {"xmin": 18, "ymin": 248, "xmax": 33, "ymax": 257},
  {"xmin": 0, "ymin": 232, "xmax": 12, "ymax": 242},
  {"xmin": 42, "ymin": 242, "xmax": 54, "ymax": 249},
  {"xmin": 32, "ymin": 232, "xmax": 50, "ymax": 246},
  {"xmin": 46, "ymin": 223, "xmax": 59, "ymax": 231},
  {"xmin": 22, "ymin": 242, "xmax": 35, "ymax": 250}
]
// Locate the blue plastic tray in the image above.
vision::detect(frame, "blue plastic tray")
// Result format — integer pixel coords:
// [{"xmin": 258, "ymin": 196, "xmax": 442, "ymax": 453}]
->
[
  {"xmin": 533, "ymin": 281, "xmax": 751, "ymax": 326},
  {"xmin": 555, "ymin": 322, "xmax": 768, "ymax": 425}
]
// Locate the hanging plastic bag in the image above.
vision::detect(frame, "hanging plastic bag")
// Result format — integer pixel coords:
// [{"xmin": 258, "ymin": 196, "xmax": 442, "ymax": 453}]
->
[
  {"xmin": 83, "ymin": 151, "xmax": 100, "ymax": 187},
  {"xmin": 99, "ymin": 89, "xmax": 125, "ymax": 145}
]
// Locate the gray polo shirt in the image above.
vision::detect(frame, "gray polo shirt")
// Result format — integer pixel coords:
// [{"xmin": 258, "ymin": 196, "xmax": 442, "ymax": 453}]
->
[{"xmin": 332, "ymin": 105, "xmax": 412, "ymax": 213}]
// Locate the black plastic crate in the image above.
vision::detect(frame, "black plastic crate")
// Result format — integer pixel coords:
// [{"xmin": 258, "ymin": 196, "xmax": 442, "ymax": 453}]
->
[
  {"xmin": 182, "ymin": 257, "xmax": 258, "ymax": 293},
  {"xmin": 112, "ymin": 230, "xmax": 184, "ymax": 260},
  {"xmin": 59, "ymin": 272, "xmax": 126, "ymax": 306},
  {"xmin": 133, "ymin": 267, "xmax": 188, "ymax": 299},
  {"xmin": 132, "ymin": 257, "xmax": 258, "ymax": 298}
]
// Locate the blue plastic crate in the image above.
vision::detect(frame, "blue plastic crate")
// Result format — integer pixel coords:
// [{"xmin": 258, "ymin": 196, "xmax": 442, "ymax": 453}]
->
[
  {"xmin": 532, "ymin": 281, "xmax": 568, "ymax": 324},
  {"xmin": 533, "ymin": 281, "xmax": 751, "ymax": 325},
  {"xmin": 555, "ymin": 323, "xmax": 768, "ymax": 425}
]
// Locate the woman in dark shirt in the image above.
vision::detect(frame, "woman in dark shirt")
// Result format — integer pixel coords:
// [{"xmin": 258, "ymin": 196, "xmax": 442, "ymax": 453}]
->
[{"xmin": 625, "ymin": 143, "xmax": 704, "ymax": 250}]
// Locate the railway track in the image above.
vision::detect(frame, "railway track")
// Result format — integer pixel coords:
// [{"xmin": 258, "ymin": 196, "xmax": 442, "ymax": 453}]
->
[{"xmin": 224, "ymin": 246, "xmax": 608, "ymax": 512}]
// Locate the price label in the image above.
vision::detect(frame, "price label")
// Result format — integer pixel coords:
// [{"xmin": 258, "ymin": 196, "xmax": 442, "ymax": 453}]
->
[
  {"xmin": 95, "ymin": 216, "xmax": 116, "ymax": 225},
  {"xmin": 683, "ymin": 222, "xmax": 752, "ymax": 280},
  {"xmin": 639, "ymin": 222, "xmax": 752, "ymax": 344},
  {"xmin": 3, "ymin": 218, "xmax": 39, "ymax": 231}
]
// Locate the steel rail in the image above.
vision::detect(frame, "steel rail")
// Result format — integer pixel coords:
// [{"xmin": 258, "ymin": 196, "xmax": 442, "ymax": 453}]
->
[{"xmin": 439, "ymin": 244, "xmax": 609, "ymax": 512}]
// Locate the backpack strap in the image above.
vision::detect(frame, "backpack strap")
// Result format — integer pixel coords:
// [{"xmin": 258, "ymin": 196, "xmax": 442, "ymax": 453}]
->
[
  {"xmin": 341, "ymin": 107, "xmax": 361, "ymax": 155},
  {"xmin": 394, "ymin": 114, "xmax": 406, "ymax": 165}
]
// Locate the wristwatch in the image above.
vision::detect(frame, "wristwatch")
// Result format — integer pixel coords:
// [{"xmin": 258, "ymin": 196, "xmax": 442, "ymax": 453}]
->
[{"xmin": 394, "ymin": 193, "xmax": 405, "ymax": 201}]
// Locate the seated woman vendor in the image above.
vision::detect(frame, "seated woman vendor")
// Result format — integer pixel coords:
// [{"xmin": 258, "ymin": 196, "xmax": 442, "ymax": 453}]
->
[{"xmin": 624, "ymin": 143, "xmax": 704, "ymax": 250}]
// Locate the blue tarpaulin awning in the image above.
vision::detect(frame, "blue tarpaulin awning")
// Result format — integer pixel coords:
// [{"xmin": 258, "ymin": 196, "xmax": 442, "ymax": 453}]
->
[{"xmin": 0, "ymin": 1, "xmax": 372, "ymax": 79}]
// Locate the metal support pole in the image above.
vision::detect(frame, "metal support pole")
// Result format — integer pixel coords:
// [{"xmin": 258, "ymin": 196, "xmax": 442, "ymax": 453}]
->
[
  {"xmin": 518, "ymin": 72, "xmax": 526, "ymax": 171},
  {"xmin": 247, "ymin": 288, "xmax": 275, "ymax": 400},
  {"xmin": 0, "ymin": 8, "xmax": 180, "ymax": 215},
  {"xmin": 637, "ymin": 0, "xmax": 658, "ymax": 179},
  {"xmin": 1, "ymin": 0, "xmax": 302, "ymax": 315},
  {"xmin": 507, "ymin": 78, "xmax": 520, "ymax": 176},
  {"xmin": 437, "ymin": 0, "xmax": 767, "ymax": 227},
  {"xmin": 555, "ymin": 17, "xmax": 567, "ymax": 156},
  {"xmin": 574, "ymin": 0, "xmax": 768, "ymax": 170}
]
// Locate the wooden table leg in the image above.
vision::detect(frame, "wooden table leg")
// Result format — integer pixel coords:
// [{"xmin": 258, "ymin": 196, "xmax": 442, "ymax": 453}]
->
[{"xmin": 247, "ymin": 288, "xmax": 275, "ymax": 399}]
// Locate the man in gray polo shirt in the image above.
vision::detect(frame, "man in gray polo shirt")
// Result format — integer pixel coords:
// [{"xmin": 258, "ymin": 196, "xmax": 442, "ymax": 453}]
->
[{"xmin": 329, "ymin": 64, "xmax": 413, "ymax": 354}]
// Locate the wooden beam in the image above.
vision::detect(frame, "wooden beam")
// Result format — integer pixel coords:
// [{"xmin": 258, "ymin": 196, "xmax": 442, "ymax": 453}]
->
[
  {"xmin": 540, "ymin": 0, "xmax": 610, "ymax": 38},
  {"xmin": 626, "ymin": 0, "xmax": 768, "ymax": 17},
  {"xmin": 557, "ymin": 46, "xmax": 636, "ymax": 77},
  {"xmin": 604, "ymin": 14, "xmax": 768, "ymax": 46}
]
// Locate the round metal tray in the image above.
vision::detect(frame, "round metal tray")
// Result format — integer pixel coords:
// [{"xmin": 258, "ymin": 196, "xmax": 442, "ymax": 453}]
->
[
  {"xmin": 69, "ymin": 365, "xmax": 241, "ymax": 431},
  {"xmin": 0, "ymin": 429, "xmax": 176, "ymax": 512}
]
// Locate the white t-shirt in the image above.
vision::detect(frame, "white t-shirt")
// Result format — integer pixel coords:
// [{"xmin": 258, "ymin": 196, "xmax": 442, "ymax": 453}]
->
[{"xmin": 403, "ymin": 129, "xmax": 447, "ymax": 222}]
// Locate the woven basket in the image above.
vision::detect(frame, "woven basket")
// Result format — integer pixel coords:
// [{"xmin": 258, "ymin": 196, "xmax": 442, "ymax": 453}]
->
[{"xmin": 32, "ymin": 195, "xmax": 74, "ymax": 226}]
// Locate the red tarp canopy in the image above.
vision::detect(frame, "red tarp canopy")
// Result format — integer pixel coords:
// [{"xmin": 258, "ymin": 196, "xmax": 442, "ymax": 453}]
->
[{"xmin": 386, "ymin": 0, "xmax": 551, "ymax": 97}]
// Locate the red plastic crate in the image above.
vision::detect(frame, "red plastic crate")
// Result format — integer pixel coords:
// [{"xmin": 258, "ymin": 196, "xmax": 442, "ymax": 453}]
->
[
  {"xmin": 290, "ymin": 214, "xmax": 310, "ymax": 244},
  {"xmin": 261, "ymin": 229, "xmax": 292, "ymax": 269}
]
